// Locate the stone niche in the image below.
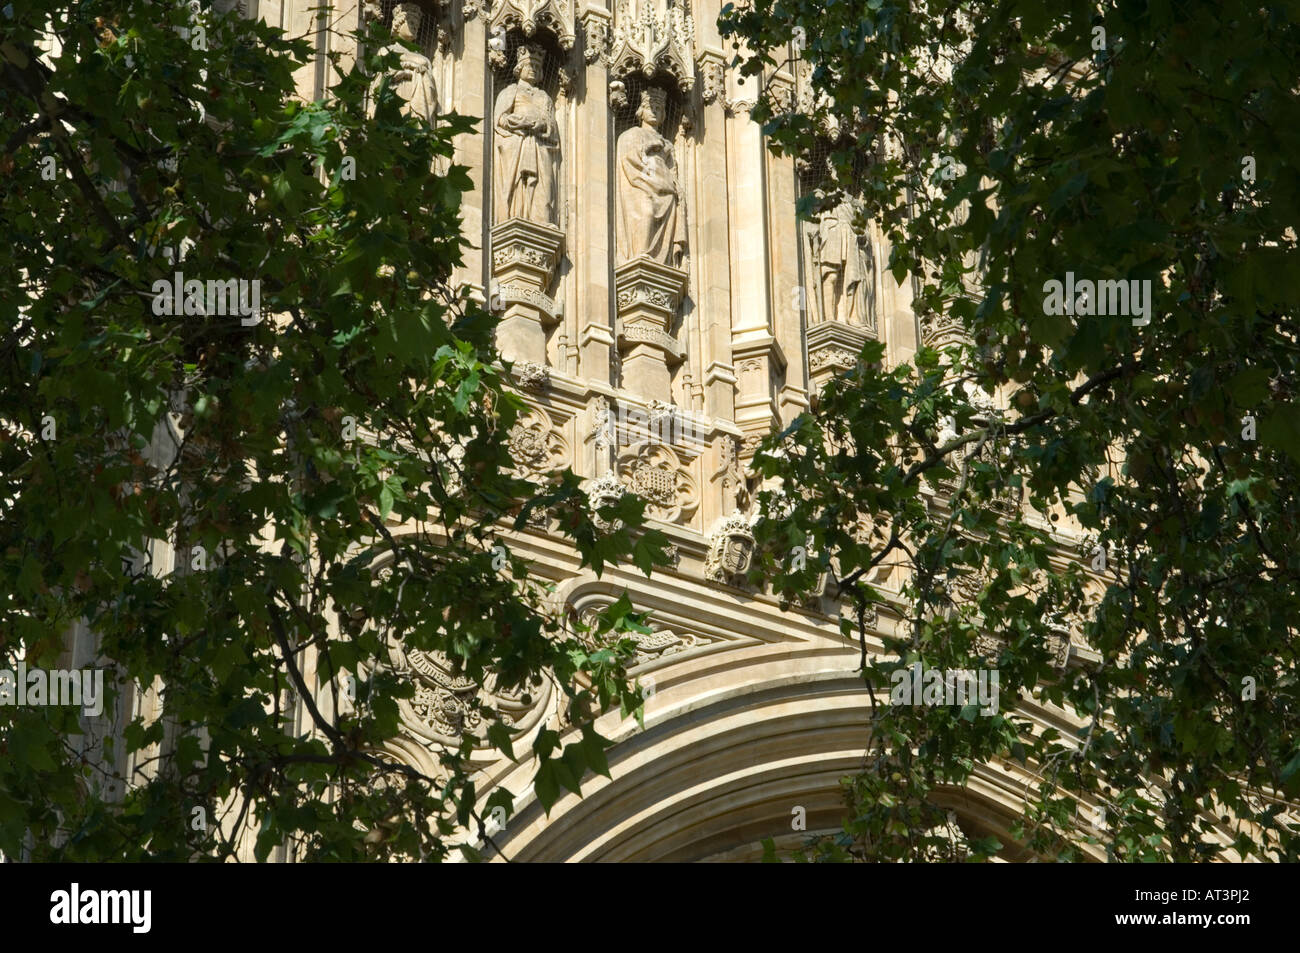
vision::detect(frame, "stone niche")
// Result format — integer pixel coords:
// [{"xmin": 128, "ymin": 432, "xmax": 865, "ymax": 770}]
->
[
  {"xmin": 609, "ymin": 79, "xmax": 690, "ymax": 402},
  {"xmin": 605, "ymin": 0, "xmax": 696, "ymax": 403},
  {"xmin": 487, "ymin": 22, "xmax": 572, "ymax": 366}
]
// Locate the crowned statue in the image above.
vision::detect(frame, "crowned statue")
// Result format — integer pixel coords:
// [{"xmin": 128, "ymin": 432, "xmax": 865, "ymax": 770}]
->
[
  {"xmin": 615, "ymin": 88, "xmax": 687, "ymax": 267},
  {"xmin": 492, "ymin": 44, "xmax": 560, "ymax": 226}
]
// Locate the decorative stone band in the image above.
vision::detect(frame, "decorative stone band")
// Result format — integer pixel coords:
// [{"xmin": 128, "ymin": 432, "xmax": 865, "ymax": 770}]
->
[
  {"xmin": 494, "ymin": 283, "xmax": 560, "ymax": 322},
  {"xmin": 809, "ymin": 347, "xmax": 858, "ymax": 371},
  {"xmin": 615, "ymin": 319, "xmax": 685, "ymax": 362}
]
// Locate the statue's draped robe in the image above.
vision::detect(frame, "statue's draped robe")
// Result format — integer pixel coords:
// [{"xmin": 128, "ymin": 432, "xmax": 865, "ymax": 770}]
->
[
  {"xmin": 817, "ymin": 203, "xmax": 873, "ymax": 325},
  {"xmin": 369, "ymin": 47, "xmax": 438, "ymax": 125},
  {"xmin": 493, "ymin": 81, "xmax": 559, "ymax": 224},
  {"xmin": 615, "ymin": 124, "xmax": 686, "ymax": 265}
]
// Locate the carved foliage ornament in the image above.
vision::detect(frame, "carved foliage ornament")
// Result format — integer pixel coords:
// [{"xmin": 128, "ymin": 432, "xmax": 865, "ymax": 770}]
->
[
  {"xmin": 809, "ymin": 347, "xmax": 858, "ymax": 371},
  {"xmin": 698, "ymin": 52, "xmax": 725, "ymax": 104},
  {"xmin": 514, "ymin": 361, "xmax": 550, "ymax": 389},
  {"xmin": 581, "ymin": 8, "xmax": 612, "ymax": 64},
  {"xmin": 608, "ymin": 0, "xmax": 696, "ymax": 96},
  {"xmin": 487, "ymin": 0, "xmax": 576, "ymax": 51}
]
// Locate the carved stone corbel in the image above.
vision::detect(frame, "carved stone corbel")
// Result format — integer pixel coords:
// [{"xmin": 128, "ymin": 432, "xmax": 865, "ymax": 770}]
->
[
  {"xmin": 614, "ymin": 256, "xmax": 688, "ymax": 401},
  {"xmin": 490, "ymin": 218, "xmax": 565, "ymax": 364},
  {"xmin": 806, "ymin": 319, "xmax": 872, "ymax": 392},
  {"xmin": 768, "ymin": 72, "xmax": 795, "ymax": 115}
]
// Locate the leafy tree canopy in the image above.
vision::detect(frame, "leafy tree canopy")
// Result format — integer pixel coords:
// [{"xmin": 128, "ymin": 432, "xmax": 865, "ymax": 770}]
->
[
  {"xmin": 720, "ymin": 0, "xmax": 1300, "ymax": 860},
  {"xmin": 1, "ymin": 0, "xmax": 664, "ymax": 861}
]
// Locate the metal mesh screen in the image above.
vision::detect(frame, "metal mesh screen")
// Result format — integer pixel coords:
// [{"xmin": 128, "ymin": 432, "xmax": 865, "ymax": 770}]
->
[
  {"xmin": 611, "ymin": 75, "xmax": 685, "ymax": 145},
  {"xmin": 489, "ymin": 28, "xmax": 567, "ymax": 99},
  {"xmin": 372, "ymin": 1, "xmax": 439, "ymax": 58}
]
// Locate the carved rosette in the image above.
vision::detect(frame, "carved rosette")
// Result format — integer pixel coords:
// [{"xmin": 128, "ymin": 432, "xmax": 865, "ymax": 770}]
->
[
  {"xmin": 608, "ymin": 0, "xmax": 696, "ymax": 96},
  {"xmin": 705, "ymin": 513, "xmax": 755, "ymax": 586},
  {"xmin": 616, "ymin": 442, "xmax": 698, "ymax": 523},
  {"xmin": 507, "ymin": 406, "xmax": 569, "ymax": 480}
]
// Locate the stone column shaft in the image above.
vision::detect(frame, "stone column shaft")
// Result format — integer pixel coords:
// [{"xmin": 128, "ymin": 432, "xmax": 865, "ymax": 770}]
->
[{"xmin": 577, "ymin": 7, "xmax": 614, "ymax": 382}]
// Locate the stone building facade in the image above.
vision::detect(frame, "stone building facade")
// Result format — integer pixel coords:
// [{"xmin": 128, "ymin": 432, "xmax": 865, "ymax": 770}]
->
[{"xmin": 237, "ymin": 0, "xmax": 1101, "ymax": 862}]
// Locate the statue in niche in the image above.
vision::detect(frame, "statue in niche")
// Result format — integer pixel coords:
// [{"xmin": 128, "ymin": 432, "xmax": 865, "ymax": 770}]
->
[
  {"xmin": 492, "ymin": 44, "xmax": 559, "ymax": 226},
  {"xmin": 812, "ymin": 195, "xmax": 875, "ymax": 326},
  {"xmin": 615, "ymin": 88, "xmax": 687, "ymax": 268},
  {"xmin": 368, "ymin": 3, "xmax": 438, "ymax": 125}
]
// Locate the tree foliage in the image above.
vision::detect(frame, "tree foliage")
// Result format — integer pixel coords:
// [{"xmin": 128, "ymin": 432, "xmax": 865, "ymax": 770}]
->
[
  {"xmin": 0, "ymin": 0, "xmax": 663, "ymax": 861},
  {"xmin": 721, "ymin": 0, "xmax": 1300, "ymax": 860}
]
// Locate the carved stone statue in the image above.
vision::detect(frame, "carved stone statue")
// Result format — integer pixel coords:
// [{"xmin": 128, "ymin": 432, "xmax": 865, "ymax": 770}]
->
[
  {"xmin": 368, "ymin": 3, "xmax": 438, "ymax": 125},
  {"xmin": 615, "ymin": 88, "xmax": 687, "ymax": 267},
  {"xmin": 813, "ymin": 195, "xmax": 874, "ymax": 326},
  {"xmin": 492, "ymin": 44, "xmax": 559, "ymax": 225}
]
